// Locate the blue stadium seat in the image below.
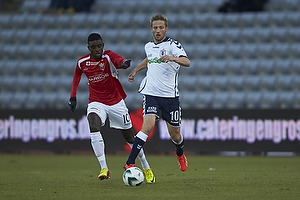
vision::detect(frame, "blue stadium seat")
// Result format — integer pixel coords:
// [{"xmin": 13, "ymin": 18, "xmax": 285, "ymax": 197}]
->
[
  {"xmin": 211, "ymin": 92, "xmax": 229, "ymax": 108},
  {"xmin": 209, "ymin": 59, "xmax": 227, "ymax": 75},
  {"xmin": 0, "ymin": 92, "xmax": 13, "ymax": 108},
  {"xmin": 25, "ymin": 14, "xmax": 42, "ymax": 29},
  {"xmin": 226, "ymin": 44, "xmax": 242, "ymax": 59},
  {"xmin": 269, "ymin": 12, "xmax": 287, "ymax": 27},
  {"xmin": 273, "ymin": 43, "xmax": 290, "ymax": 59},
  {"xmin": 14, "ymin": 30, "xmax": 31, "ymax": 44},
  {"xmin": 259, "ymin": 92, "xmax": 278, "ymax": 108},
  {"xmin": 210, "ymin": 44, "xmax": 226, "ymax": 59},
  {"xmin": 227, "ymin": 75, "xmax": 244, "ymax": 91},
  {"xmin": 194, "ymin": 29, "xmax": 209, "ymax": 44},
  {"xmin": 0, "ymin": 15, "xmax": 11, "ymax": 29},
  {"xmin": 245, "ymin": 92, "xmax": 262, "ymax": 108},
  {"xmin": 277, "ymin": 92, "xmax": 294, "ymax": 109},
  {"xmin": 259, "ymin": 75, "xmax": 276, "ymax": 91},
  {"xmin": 256, "ymin": 29, "xmax": 271, "ymax": 43},
  {"xmin": 25, "ymin": 91, "xmax": 43, "ymax": 109},
  {"xmin": 270, "ymin": 28, "xmax": 288, "ymax": 43},
  {"xmin": 69, "ymin": 14, "xmax": 89, "ymax": 29},
  {"xmin": 187, "ymin": 60, "xmax": 210, "ymax": 75},
  {"xmin": 3, "ymin": 45, "xmax": 18, "ymax": 59},
  {"xmin": 291, "ymin": 59, "xmax": 300, "ymax": 74},
  {"xmin": 243, "ymin": 76, "xmax": 260, "ymax": 91},
  {"xmin": 1, "ymin": 30, "xmax": 14, "ymax": 44},
  {"xmin": 243, "ymin": 44, "xmax": 259, "ymax": 59},
  {"xmin": 76, "ymin": 92, "xmax": 89, "ymax": 109},
  {"xmin": 276, "ymin": 75, "xmax": 293, "ymax": 91},
  {"xmin": 210, "ymin": 75, "xmax": 228, "ymax": 91},
  {"xmin": 292, "ymin": 93, "xmax": 300, "ymax": 108},
  {"xmin": 238, "ymin": 13, "xmax": 255, "ymax": 28},
  {"xmin": 291, "ymin": 75, "xmax": 300, "ymax": 91},
  {"xmin": 255, "ymin": 13, "xmax": 270, "ymax": 27},
  {"xmin": 273, "ymin": 59, "xmax": 292, "ymax": 74},
  {"xmin": 223, "ymin": 14, "xmax": 239, "ymax": 28},
  {"xmin": 257, "ymin": 59, "xmax": 275, "ymax": 74},
  {"xmin": 28, "ymin": 29, "xmax": 45, "ymax": 44},
  {"xmin": 19, "ymin": 0, "xmax": 49, "ymax": 14},
  {"xmin": 240, "ymin": 28, "xmax": 256, "ymax": 43},
  {"xmin": 179, "ymin": 76, "xmax": 199, "ymax": 91},
  {"xmin": 10, "ymin": 14, "xmax": 26, "ymax": 29},
  {"xmin": 225, "ymin": 28, "xmax": 240, "ymax": 43},
  {"xmin": 40, "ymin": 15, "xmax": 57, "ymax": 29},
  {"xmin": 227, "ymin": 59, "xmax": 243, "ymax": 75},
  {"xmin": 226, "ymin": 92, "xmax": 246, "ymax": 108},
  {"xmin": 256, "ymin": 44, "xmax": 273, "ymax": 59},
  {"xmin": 287, "ymin": 28, "xmax": 300, "ymax": 42},
  {"xmin": 196, "ymin": 92, "xmax": 213, "ymax": 108},
  {"xmin": 290, "ymin": 43, "xmax": 300, "ymax": 58},
  {"xmin": 10, "ymin": 92, "xmax": 28, "ymax": 109},
  {"xmin": 56, "ymin": 15, "xmax": 72, "ymax": 29},
  {"xmin": 44, "ymin": 29, "xmax": 60, "ymax": 44},
  {"xmin": 286, "ymin": 12, "xmax": 300, "ymax": 27},
  {"xmin": 195, "ymin": 76, "xmax": 214, "ymax": 91}
]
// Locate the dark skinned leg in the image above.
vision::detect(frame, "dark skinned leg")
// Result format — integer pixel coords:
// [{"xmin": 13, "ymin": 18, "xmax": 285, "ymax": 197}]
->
[
  {"xmin": 120, "ymin": 128, "xmax": 135, "ymax": 144},
  {"xmin": 87, "ymin": 112, "xmax": 101, "ymax": 132}
]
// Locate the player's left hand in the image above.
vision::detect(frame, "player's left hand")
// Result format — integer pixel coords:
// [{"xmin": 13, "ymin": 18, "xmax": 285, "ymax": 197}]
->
[
  {"xmin": 68, "ymin": 97, "xmax": 77, "ymax": 112},
  {"xmin": 119, "ymin": 59, "xmax": 131, "ymax": 68}
]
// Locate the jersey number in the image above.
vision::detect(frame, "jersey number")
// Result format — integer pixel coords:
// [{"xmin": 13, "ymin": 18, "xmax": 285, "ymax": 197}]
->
[
  {"xmin": 170, "ymin": 110, "xmax": 179, "ymax": 122},
  {"xmin": 123, "ymin": 113, "xmax": 131, "ymax": 124}
]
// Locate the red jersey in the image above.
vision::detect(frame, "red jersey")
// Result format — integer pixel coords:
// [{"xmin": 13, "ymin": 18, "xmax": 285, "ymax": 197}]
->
[{"xmin": 70, "ymin": 50, "xmax": 129, "ymax": 106}]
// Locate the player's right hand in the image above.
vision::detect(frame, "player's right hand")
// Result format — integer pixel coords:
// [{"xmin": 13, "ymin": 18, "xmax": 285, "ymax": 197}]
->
[
  {"xmin": 68, "ymin": 97, "xmax": 77, "ymax": 112},
  {"xmin": 128, "ymin": 71, "xmax": 135, "ymax": 82}
]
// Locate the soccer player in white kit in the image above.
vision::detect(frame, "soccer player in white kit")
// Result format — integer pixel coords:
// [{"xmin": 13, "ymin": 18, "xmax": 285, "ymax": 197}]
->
[
  {"xmin": 125, "ymin": 14, "xmax": 190, "ymax": 173},
  {"xmin": 68, "ymin": 33, "xmax": 154, "ymax": 182}
]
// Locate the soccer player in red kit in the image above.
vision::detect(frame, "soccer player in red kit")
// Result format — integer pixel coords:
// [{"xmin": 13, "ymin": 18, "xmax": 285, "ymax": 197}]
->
[{"xmin": 68, "ymin": 33, "xmax": 155, "ymax": 183}]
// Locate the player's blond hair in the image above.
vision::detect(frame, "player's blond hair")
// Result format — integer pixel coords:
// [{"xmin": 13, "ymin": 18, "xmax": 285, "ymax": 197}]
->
[{"xmin": 150, "ymin": 14, "xmax": 168, "ymax": 27}]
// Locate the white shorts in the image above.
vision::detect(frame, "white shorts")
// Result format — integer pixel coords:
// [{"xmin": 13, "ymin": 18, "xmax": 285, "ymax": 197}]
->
[{"xmin": 87, "ymin": 100, "xmax": 132, "ymax": 130}]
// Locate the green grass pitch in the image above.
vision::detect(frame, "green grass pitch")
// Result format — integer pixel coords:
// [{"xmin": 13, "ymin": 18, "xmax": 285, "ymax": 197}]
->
[{"xmin": 0, "ymin": 154, "xmax": 299, "ymax": 200}]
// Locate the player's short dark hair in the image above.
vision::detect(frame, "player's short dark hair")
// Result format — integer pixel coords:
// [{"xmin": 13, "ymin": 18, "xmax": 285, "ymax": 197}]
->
[
  {"xmin": 88, "ymin": 33, "xmax": 103, "ymax": 43},
  {"xmin": 150, "ymin": 14, "xmax": 168, "ymax": 27}
]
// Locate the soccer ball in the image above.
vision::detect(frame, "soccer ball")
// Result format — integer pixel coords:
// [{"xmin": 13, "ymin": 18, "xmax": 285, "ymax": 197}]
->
[{"xmin": 122, "ymin": 167, "xmax": 144, "ymax": 186}]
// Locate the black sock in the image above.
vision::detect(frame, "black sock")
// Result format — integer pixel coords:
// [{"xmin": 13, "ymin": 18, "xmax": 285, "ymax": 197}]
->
[
  {"xmin": 126, "ymin": 137, "xmax": 145, "ymax": 165},
  {"xmin": 173, "ymin": 140, "xmax": 184, "ymax": 156}
]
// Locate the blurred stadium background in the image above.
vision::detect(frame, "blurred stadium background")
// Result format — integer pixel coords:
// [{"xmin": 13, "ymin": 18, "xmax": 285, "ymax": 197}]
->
[{"xmin": 0, "ymin": 0, "xmax": 300, "ymax": 110}]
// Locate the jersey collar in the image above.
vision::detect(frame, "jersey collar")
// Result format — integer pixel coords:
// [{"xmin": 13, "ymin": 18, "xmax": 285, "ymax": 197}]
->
[{"xmin": 154, "ymin": 37, "xmax": 170, "ymax": 45}]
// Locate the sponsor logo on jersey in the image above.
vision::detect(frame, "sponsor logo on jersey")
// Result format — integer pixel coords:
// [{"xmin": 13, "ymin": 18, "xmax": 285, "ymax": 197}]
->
[
  {"xmin": 88, "ymin": 73, "xmax": 109, "ymax": 82},
  {"xmin": 148, "ymin": 57, "xmax": 163, "ymax": 64},
  {"xmin": 86, "ymin": 61, "xmax": 91, "ymax": 66},
  {"xmin": 147, "ymin": 106, "xmax": 157, "ymax": 113}
]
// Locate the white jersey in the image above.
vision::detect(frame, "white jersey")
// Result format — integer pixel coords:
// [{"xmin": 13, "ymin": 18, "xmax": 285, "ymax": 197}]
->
[{"xmin": 138, "ymin": 37, "xmax": 188, "ymax": 97}]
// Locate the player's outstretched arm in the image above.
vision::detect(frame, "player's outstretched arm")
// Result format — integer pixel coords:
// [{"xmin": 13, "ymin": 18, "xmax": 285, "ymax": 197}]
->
[{"xmin": 128, "ymin": 58, "xmax": 148, "ymax": 82}]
